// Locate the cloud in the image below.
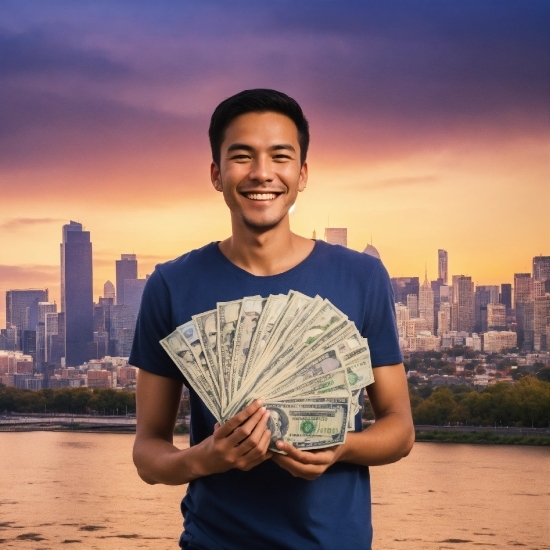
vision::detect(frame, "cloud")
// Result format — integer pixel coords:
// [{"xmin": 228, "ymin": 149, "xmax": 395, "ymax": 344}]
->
[
  {"xmin": 0, "ymin": 264, "xmax": 59, "ymax": 286},
  {"xmin": 0, "ymin": 218, "xmax": 64, "ymax": 231},
  {"xmin": 356, "ymin": 176, "xmax": 440, "ymax": 191}
]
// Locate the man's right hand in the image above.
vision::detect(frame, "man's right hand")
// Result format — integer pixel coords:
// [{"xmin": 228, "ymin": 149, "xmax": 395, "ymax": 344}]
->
[
  {"xmin": 133, "ymin": 370, "xmax": 273, "ymax": 486},
  {"xmin": 196, "ymin": 399, "xmax": 273, "ymax": 476}
]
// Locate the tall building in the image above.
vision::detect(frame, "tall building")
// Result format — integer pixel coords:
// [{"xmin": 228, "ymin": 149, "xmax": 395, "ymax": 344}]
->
[
  {"xmin": 123, "ymin": 278, "xmax": 147, "ymax": 317},
  {"xmin": 533, "ymin": 255, "xmax": 550, "ymax": 282},
  {"xmin": 451, "ymin": 275, "xmax": 475, "ymax": 333},
  {"xmin": 437, "ymin": 249, "xmax": 448, "ymax": 285},
  {"xmin": 116, "ymin": 254, "xmax": 138, "ymax": 305},
  {"xmin": 487, "ymin": 303, "xmax": 507, "ymax": 331},
  {"xmin": 500, "ymin": 283, "xmax": 512, "ymax": 313},
  {"xmin": 418, "ymin": 273, "xmax": 435, "ymax": 334},
  {"xmin": 61, "ymin": 221, "xmax": 93, "ymax": 366},
  {"xmin": 514, "ymin": 273, "xmax": 533, "ymax": 309},
  {"xmin": 474, "ymin": 285, "xmax": 499, "ymax": 333},
  {"xmin": 6, "ymin": 289, "xmax": 48, "ymax": 332},
  {"xmin": 406, "ymin": 294, "xmax": 418, "ymax": 318},
  {"xmin": 324, "ymin": 228, "xmax": 347, "ymax": 247},
  {"xmin": 104, "ymin": 280, "xmax": 116, "ymax": 300},
  {"xmin": 36, "ymin": 302, "xmax": 57, "ymax": 371},
  {"xmin": 391, "ymin": 277, "xmax": 419, "ymax": 304}
]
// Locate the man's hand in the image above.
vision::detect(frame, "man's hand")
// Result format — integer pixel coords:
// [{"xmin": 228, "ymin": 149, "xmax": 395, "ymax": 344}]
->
[
  {"xmin": 133, "ymin": 370, "xmax": 272, "ymax": 485},
  {"xmin": 270, "ymin": 441, "xmax": 344, "ymax": 480},
  {"xmin": 196, "ymin": 399, "xmax": 273, "ymax": 475}
]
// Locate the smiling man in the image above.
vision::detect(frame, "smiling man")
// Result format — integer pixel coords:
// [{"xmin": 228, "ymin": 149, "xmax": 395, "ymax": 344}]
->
[{"xmin": 131, "ymin": 89, "xmax": 414, "ymax": 550}]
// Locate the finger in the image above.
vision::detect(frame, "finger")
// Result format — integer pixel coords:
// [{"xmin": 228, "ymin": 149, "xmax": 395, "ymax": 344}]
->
[
  {"xmin": 231, "ymin": 408, "xmax": 270, "ymax": 450},
  {"xmin": 275, "ymin": 442, "xmax": 336, "ymax": 465},
  {"xmin": 242, "ymin": 424, "xmax": 272, "ymax": 457},
  {"xmin": 214, "ymin": 399, "xmax": 264, "ymax": 438}
]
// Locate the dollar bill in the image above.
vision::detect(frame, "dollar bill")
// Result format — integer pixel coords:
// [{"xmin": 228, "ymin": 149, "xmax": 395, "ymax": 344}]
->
[
  {"xmin": 161, "ymin": 291, "xmax": 377, "ymax": 448},
  {"xmin": 264, "ymin": 399, "xmax": 349, "ymax": 450}
]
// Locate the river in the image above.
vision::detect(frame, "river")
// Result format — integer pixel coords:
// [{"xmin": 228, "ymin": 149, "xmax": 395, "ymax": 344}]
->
[{"xmin": 0, "ymin": 432, "xmax": 547, "ymax": 549}]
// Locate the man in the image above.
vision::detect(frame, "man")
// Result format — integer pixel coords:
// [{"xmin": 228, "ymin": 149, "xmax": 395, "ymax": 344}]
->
[{"xmin": 131, "ymin": 89, "xmax": 414, "ymax": 550}]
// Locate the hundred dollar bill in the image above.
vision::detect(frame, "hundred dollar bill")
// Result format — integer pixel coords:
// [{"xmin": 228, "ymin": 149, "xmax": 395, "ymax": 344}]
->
[
  {"xmin": 270, "ymin": 367, "xmax": 351, "ymax": 400},
  {"xmin": 177, "ymin": 321, "xmax": 220, "ymax": 402},
  {"xmin": 193, "ymin": 309, "xmax": 220, "ymax": 390},
  {"xmin": 242, "ymin": 294, "xmax": 288, "ymax": 381},
  {"xmin": 160, "ymin": 330, "xmax": 221, "ymax": 422},
  {"xmin": 343, "ymin": 345, "xmax": 374, "ymax": 391},
  {"xmin": 264, "ymin": 399, "xmax": 349, "ymax": 451},
  {"xmin": 257, "ymin": 292, "xmax": 314, "ymax": 367},
  {"xmin": 229, "ymin": 296, "xmax": 265, "ymax": 404},
  {"xmin": 216, "ymin": 299, "xmax": 242, "ymax": 411},
  {"xmin": 235, "ymin": 300, "xmax": 344, "ymax": 406}
]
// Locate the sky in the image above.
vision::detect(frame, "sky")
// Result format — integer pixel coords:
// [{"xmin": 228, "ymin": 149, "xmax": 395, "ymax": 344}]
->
[{"xmin": 1, "ymin": 0, "xmax": 549, "ymax": 327}]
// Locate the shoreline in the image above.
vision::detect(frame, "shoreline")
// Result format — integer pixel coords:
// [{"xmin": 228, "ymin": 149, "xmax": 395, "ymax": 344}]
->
[{"xmin": 1, "ymin": 419, "xmax": 549, "ymax": 445}]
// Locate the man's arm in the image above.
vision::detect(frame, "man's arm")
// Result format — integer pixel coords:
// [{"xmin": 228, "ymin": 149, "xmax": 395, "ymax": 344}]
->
[
  {"xmin": 271, "ymin": 363, "xmax": 414, "ymax": 480},
  {"xmin": 133, "ymin": 369, "xmax": 273, "ymax": 485}
]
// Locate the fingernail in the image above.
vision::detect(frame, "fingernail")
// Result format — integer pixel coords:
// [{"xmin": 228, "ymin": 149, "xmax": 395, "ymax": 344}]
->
[
  {"xmin": 261, "ymin": 406, "xmax": 267, "ymax": 413},
  {"xmin": 257, "ymin": 398, "xmax": 264, "ymax": 406}
]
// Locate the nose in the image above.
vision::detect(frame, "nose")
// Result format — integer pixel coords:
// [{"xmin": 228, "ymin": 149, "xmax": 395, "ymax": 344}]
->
[{"xmin": 248, "ymin": 155, "xmax": 274, "ymax": 183}]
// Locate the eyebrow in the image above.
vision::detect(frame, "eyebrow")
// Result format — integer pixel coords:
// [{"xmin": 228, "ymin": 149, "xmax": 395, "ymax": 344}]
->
[{"xmin": 226, "ymin": 143, "xmax": 296, "ymax": 154}]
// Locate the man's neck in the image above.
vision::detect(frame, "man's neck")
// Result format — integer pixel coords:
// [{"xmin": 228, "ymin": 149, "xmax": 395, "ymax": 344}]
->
[{"xmin": 219, "ymin": 220, "xmax": 315, "ymax": 276}]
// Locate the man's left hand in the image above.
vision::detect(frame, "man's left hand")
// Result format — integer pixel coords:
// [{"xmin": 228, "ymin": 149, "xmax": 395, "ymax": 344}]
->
[{"xmin": 270, "ymin": 441, "xmax": 344, "ymax": 480}]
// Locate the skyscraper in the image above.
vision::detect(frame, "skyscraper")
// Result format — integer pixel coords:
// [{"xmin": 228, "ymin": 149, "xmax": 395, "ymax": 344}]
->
[
  {"xmin": 438, "ymin": 249, "xmax": 448, "ymax": 285},
  {"xmin": 104, "ymin": 280, "xmax": 116, "ymax": 300},
  {"xmin": 116, "ymin": 254, "xmax": 138, "ymax": 305},
  {"xmin": 61, "ymin": 221, "xmax": 93, "ymax": 366},
  {"xmin": 324, "ymin": 228, "xmax": 347, "ymax": 247},
  {"xmin": 500, "ymin": 283, "xmax": 512, "ymax": 313},
  {"xmin": 418, "ymin": 273, "xmax": 435, "ymax": 334},
  {"xmin": 451, "ymin": 275, "xmax": 475, "ymax": 333},
  {"xmin": 533, "ymin": 255, "xmax": 550, "ymax": 281},
  {"xmin": 391, "ymin": 277, "xmax": 420, "ymax": 304},
  {"xmin": 6, "ymin": 289, "xmax": 48, "ymax": 332},
  {"xmin": 514, "ymin": 273, "xmax": 533, "ymax": 309}
]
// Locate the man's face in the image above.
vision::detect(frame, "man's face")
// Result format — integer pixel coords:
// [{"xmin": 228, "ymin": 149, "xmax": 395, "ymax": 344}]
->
[{"xmin": 211, "ymin": 112, "xmax": 308, "ymax": 232}]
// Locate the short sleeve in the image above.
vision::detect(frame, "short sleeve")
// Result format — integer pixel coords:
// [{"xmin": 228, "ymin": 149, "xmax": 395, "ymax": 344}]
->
[
  {"xmin": 129, "ymin": 267, "xmax": 186, "ymax": 381},
  {"xmin": 361, "ymin": 261, "xmax": 403, "ymax": 367}
]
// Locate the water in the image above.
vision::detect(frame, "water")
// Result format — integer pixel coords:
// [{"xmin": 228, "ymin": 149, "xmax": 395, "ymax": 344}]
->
[{"xmin": 0, "ymin": 432, "xmax": 548, "ymax": 549}]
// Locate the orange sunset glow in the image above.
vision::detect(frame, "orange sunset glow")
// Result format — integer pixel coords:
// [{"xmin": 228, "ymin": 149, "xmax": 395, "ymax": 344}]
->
[{"xmin": 0, "ymin": 2, "xmax": 548, "ymax": 328}]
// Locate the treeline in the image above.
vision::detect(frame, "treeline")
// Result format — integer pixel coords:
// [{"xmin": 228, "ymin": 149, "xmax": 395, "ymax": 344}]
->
[
  {"xmin": 408, "ymin": 376, "xmax": 549, "ymax": 428},
  {"xmin": 0, "ymin": 386, "xmax": 136, "ymax": 415}
]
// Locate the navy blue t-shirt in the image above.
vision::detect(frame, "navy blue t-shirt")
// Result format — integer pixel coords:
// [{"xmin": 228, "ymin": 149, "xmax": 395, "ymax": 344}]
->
[{"xmin": 130, "ymin": 240, "xmax": 402, "ymax": 550}]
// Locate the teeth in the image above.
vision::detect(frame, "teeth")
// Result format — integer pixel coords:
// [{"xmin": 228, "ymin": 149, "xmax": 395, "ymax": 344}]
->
[{"xmin": 246, "ymin": 193, "xmax": 277, "ymax": 201}]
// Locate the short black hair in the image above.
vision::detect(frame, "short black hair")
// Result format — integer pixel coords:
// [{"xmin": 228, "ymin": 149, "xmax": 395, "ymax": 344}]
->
[{"xmin": 209, "ymin": 88, "xmax": 309, "ymax": 167}]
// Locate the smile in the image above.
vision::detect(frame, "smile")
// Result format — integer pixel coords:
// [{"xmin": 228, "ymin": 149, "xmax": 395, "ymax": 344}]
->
[{"xmin": 243, "ymin": 193, "xmax": 279, "ymax": 201}]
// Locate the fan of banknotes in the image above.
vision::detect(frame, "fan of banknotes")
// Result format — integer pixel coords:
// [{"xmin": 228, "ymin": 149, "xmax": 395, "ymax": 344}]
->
[{"xmin": 160, "ymin": 291, "xmax": 374, "ymax": 451}]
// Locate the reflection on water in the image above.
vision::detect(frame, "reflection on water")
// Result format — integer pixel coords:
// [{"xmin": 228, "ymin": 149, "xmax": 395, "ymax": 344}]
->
[{"xmin": 0, "ymin": 432, "xmax": 548, "ymax": 549}]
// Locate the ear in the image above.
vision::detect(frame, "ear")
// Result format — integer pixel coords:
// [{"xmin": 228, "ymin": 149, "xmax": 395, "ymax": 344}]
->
[
  {"xmin": 211, "ymin": 162, "xmax": 222, "ymax": 192},
  {"xmin": 298, "ymin": 161, "xmax": 308, "ymax": 192}
]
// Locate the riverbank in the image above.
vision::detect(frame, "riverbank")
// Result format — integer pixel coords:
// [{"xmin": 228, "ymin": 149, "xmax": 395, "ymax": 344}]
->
[{"xmin": 415, "ymin": 429, "xmax": 550, "ymax": 445}]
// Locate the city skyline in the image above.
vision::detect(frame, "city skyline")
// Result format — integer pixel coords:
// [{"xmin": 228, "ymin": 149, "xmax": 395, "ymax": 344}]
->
[
  {"xmin": 1, "ymin": 218, "xmax": 547, "ymax": 329},
  {"xmin": 1, "ymin": 1, "xmax": 548, "ymax": 327}
]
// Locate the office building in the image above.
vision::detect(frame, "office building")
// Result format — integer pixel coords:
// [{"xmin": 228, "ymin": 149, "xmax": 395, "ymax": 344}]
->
[
  {"xmin": 487, "ymin": 303, "xmax": 507, "ymax": 331},
  {"xmin": 116, "ymin": 254, "xmax": 138, "ymax": 305},
  {"xmin": 500, "ymin": 284, "xmax": 512, "ymax": 313},
  {"xmin": 483, "ymin": 331, "xmax": 517, "ymax": 353},
  {"xmin": 61, "ymin": 221, "xmax": 93, "ymax": 366},
  {"xmin": 451, "ymin": 275, "xmax": 475, "ymax": 333},
  {"xmin": 533, "ymin": 255, "xmax": 550, "ymax": 282},
  {"xmin": 391, "ymin": 277, "xmax": 420, "ymax": 304},
  {"xmin": 324, "ymin": 228, "xmax": 347, "ymax": 247},
  {"xmin": 438, "ymin": 249, "xmax": 448, "ymax": 285},
  {"xmin": 6, "ymin": 289, "xmax": 48, "ymax": 333},
  {"xmin": 418, "ymin": 273, "xmax": 435, "ymax": 334},
  {"xmin": 514, "ymin": 273, "xmax": 533, "ymax": 309},
  {"xmin": 406, "ymin": 294, "xmax": 418, "ymax": 319},
  {"xmin": 123, "ymin": 278, "xmax": 147, "ymax": 317},
  {"xmin": 104, "ymin": 280, "xmax": 116, "ymax": 300},
  {"xmin": 36, "ymin": 302, "xmax": 57, "ymax": 370}
]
